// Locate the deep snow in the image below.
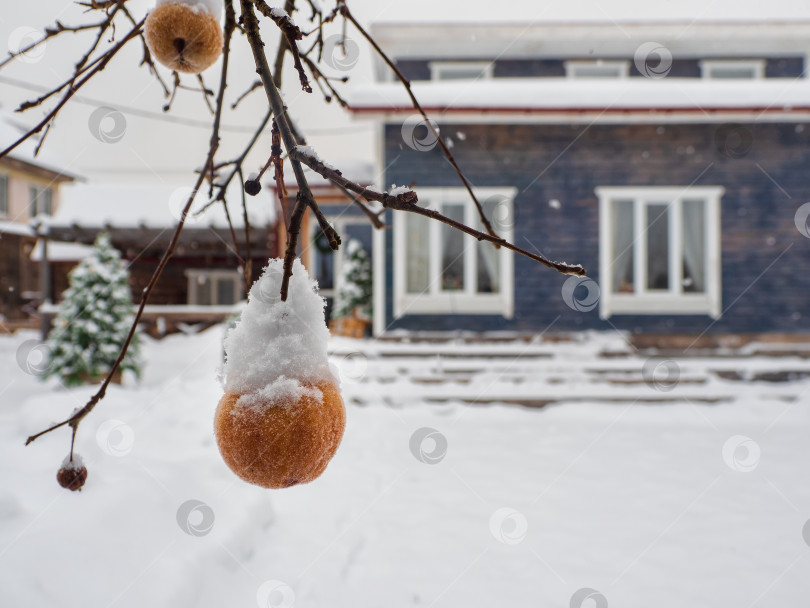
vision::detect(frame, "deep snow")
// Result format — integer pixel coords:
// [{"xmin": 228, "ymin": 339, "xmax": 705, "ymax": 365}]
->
[{"xmin": 1, "ymin": 328, "xmax": 809, "ymax": 607}]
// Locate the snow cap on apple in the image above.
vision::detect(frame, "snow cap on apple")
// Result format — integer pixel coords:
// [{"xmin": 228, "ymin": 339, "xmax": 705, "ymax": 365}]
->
[{"xmin": 222, "ymin": 257, "xmax": 337, "ymax": 408}]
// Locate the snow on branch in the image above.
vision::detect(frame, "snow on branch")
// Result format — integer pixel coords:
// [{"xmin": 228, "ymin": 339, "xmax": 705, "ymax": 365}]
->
[{"xmin": 289, "ymin": 146, "xmax": 586, "ymax": 277}]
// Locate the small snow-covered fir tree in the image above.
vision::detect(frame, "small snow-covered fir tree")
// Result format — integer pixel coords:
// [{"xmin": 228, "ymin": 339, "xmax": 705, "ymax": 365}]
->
[
  {"xmin": 334, "ymin": 239, "xmax": 372, "ymax": 320},
  {"xmin": 45, "ymin": 233, "xmax": 141, "ymax": 386}
]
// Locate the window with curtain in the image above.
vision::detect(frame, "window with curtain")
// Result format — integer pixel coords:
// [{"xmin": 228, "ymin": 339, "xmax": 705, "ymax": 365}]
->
[
  {"xmin": 29, "ymin": 185, "xmax": 53, "ymax": 216},
  {"xmin": 700, "ymin": 60, "xmax": 764, "ymax": 80},
  {"xmin": 597, "ymin": 186, "xmax": 723, "ymax": 319},
  {"xmin": 565, "ymin": 60, "xmax": 629, "ymax": 79},
  {"xmin": 186, "ymin": 271, "xmax": 241, "ymax": 305},
  {"xmin": 395, "ymin": 187, "xmax": 516, "ymax": 317},
  {"xmin": 430, "ymin": 61, "xmax": 492, "ymax": 81}
]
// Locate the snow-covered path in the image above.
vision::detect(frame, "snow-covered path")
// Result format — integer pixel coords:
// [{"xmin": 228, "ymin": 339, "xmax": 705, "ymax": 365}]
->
[{"xmin": 1, "ymin": 328, "xmax": 809, "ymax": 607}]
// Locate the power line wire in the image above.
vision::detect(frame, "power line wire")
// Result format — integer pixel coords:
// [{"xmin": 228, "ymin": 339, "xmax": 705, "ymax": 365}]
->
[{"xmin": 0, "ymin": 75, "xmax": 371, "ymax": 135}]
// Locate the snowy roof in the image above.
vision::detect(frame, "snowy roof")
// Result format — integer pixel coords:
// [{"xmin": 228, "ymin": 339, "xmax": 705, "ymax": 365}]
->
[
  {"xmin": 30, "ymin": 240, "xmax": 95, "ymax": 262},
  {"xmin": 52, "ymin": 181, "xmax": 277, "ymax": 230},
  {"xmin": 0, "ymin": 219, "xmax": 34, "ymax": 237},
  {"xmin": 370, "ymin": 0, "xmax": 810, "ymax": 25},
  {"xmin": 348, "ymin": 79, "xmax": 810, "ymax": 120},
  {"xmin": 0, "ymin": 111, "xmax": 81, "ymax": 180},
  {"xmin": 368, "ymin": 18, "xmax": 810, "ymax": 66}
]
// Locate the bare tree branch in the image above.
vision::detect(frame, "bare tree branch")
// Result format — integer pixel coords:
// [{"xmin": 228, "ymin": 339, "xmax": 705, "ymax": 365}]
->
[
  {"xmin": 25, "ymin": 0, "xmax": 238, "ymax": 447},
  {"xmin": 289, "ymin": 146, "xmax": 586, "ymax": 277},
  {"xmin": 339, "ymin": 2, "xmax": 500, "ymax": 244},
  {"xmin": 1, "ymin": 17, "xmax": 145, "ymax": 160}
]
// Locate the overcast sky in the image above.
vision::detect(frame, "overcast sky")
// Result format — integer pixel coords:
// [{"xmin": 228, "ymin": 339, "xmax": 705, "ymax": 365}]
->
[{"xmin": 2, "ymin": 0, "xmax": 809, "ymax": 186}]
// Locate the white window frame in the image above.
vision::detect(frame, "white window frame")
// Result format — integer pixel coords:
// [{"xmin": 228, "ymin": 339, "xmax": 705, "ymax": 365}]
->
[
  {"xmin": 429, "ymin": 61, "xmax": 493, "ymax": 81},
  {"xmin": 596, "ymin": 186, "xmax": 724, "ymax": 319},
  {"xmin": 185, "ymin": 269, "xmax": 242, "ymax": 306},
  {"xmin": 393, "ymin": 187, "xmax": 515, "ymax": 318},
  {"xmin": 700, "ymin": 59, "xmax": 765, "ymax": 80},
  {"xmin": 29, "ymin": 185, "xmax": 53, "ymax": 216},
  {"xmin": 565, "ymin": 60, "xmax": 630, "ymax": 79}
]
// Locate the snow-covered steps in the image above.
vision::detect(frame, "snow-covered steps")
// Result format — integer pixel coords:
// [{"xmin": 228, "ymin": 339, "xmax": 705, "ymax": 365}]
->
[{"xmin": 329, "ymin": 334, "xmax": 810, "ymax": 409}]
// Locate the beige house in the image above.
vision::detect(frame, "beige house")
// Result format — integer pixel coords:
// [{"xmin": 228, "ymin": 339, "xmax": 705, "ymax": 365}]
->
[{"xmin": 0, "ymin": 111, "xmax": 78, "ymax": 331}]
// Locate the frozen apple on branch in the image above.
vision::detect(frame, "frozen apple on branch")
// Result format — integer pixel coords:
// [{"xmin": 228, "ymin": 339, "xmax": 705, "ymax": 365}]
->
[
  {"xmin": 215, "ymin": 259, "xmax": 346, "ymax": 489},
  {"xmin": 145, "ymin": 0, "xmax": 224, "ymax": 74}
]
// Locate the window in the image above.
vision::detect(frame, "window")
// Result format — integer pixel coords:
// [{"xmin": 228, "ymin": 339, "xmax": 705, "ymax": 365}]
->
[
  {"xmin": 186, "ymin": 270, "xmax": 241, "ymax": 305},
  {"xmin": 430, "ymin": 61, "xmax": 493, "ymax": 81},
  {"xmin": 565, "ymin": 60, "xmax": 629, "ymax": 79},
  {"xmin": 596, "ymin": 186, "xmax": 723, "ymax": 319},
  {"xmin": 0, "ymin": 174, "xmax": 8, "ymax": 216},
  {"xmin": 29, "ymin": 185, "xmax": 53, "ymax": 216},
  {"xmin": 393, "ymin": 187, "xmax": 515, "ymax": 317},
  {"xmin": 700, "ymin": 60, "xmax": 764, "ymax": 80}
]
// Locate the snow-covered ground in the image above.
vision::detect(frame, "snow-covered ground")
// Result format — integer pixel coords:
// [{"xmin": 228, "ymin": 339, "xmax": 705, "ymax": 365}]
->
[{"xmin": 1, "ymin": 328, "xmax": 809, "ymax": 607}]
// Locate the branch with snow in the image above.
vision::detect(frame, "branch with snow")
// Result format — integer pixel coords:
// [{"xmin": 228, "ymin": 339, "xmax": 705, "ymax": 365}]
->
[
  {"xmin": 251, "ymin": 0, "xmax": 312, "ymax": 93},
  {"xmin": 11, "ymin": 0, "xmax": 586, "ymax": 481},
  {"xmin": 289, "ymin": 145, "xmax": 585, "ymax": 277}
]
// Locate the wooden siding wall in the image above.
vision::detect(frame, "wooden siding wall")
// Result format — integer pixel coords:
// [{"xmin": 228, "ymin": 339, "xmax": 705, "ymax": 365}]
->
[{"xmin": 383, "ymin": 121, "xmax": 810, "ymax": 335}]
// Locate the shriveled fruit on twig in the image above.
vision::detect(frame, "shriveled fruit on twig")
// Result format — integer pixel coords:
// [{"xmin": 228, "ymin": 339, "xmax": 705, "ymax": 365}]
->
[
  {"xmin": 57, "ymin": 454, "xmax": 88, "ymax": 491},
  {"xmin": 145, "ymin": 1, "xmax": 223, "ymax": 74}
]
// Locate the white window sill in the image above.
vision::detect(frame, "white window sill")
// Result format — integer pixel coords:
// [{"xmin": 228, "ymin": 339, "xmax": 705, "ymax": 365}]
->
[
  {"xmin": 396, "ymin": 293, "xmax": 513, "ymax": 318},
  {"xmin": 602, "ymin": 293, "xmax": 720, "ymax": 319}
]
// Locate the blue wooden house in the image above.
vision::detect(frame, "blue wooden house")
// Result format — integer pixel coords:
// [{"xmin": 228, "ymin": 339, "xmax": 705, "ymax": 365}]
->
[{"xmin": 347, "ymin": 19, "xmax": 810, "ymax": 340}]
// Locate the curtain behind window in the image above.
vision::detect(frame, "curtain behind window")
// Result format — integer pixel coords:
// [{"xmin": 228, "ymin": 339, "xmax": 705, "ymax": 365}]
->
[
  {"xmin": 610, "ymin": 199, "xmax": 634, "ymax": 293},
  {"xmin": 681, "ymin": 199, "xmax": 706, "ymax": 293}
]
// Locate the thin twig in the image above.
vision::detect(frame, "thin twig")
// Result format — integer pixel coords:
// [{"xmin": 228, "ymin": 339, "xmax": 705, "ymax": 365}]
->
[
  {"xmin": 340, "ymin": 3, "xmax": 500, "ymax": 243},
  {"xmin": 251, "ymin": 0, "xmax": 312, "ymax": 93},
  {"xmin": 25, "ymin": 0, "xmax": 238, "ymax": 447},
  {"xmin": 289, "ymin": 146, "xmax": 586, "ymax": 277},
  {"xmin": 237, "ymin": 167, "xmax": 254, "ymax": 288},
  {"xmin": 0, "ymin": 19, "xmax": 108, "ymax": 70},
  {"xmin": 300, "ymin": 54, "xmax": 348, "ymax": 107},
  {"xmin": 240, "ymin": 0, "xmax": 339, "ymax": 301},
  {"xmin": 1, "ymin": 18, "xmax": 145, "ymax": 160}
]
